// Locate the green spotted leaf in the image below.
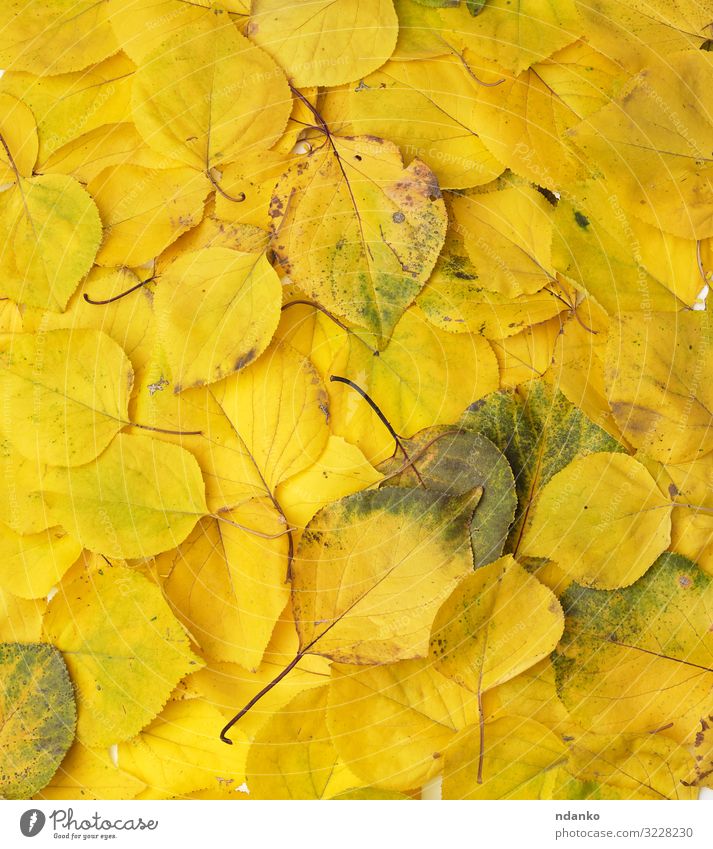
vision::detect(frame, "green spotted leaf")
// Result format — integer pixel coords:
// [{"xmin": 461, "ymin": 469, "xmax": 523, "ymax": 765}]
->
[
  {"xmin": 0, "ymin": 642, "xmax": 76, "ymax": 799},
  {"xmin": 378, "ymin": 426, "xmax": 516, "ymax": 567},
  {"xmin": 461, "ymin": 380, "xmax": 624, "ymax": 551}
]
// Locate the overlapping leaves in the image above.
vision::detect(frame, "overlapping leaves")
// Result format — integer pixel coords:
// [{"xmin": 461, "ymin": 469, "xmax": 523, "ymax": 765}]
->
[{"xmin": 0, "ymin": 0, "xmax": 711, "ymax": 803}]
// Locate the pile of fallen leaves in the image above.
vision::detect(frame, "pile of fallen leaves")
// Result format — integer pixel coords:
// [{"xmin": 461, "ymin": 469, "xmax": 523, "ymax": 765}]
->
[{"xmin": 0, "ymin": 0, "xmax": 712, "ymax": 802}]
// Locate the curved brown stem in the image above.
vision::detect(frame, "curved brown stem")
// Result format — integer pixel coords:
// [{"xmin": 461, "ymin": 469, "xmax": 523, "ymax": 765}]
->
[
  {"xmin": 281, "ymin": 299, "xmax": 379, "ymax": 355},
  {"xmin": 220, "ymin": 651, "xmax": 304, "ymax": 744},
  {"xmin": 442, "ymin": 40, "xmax": 505, "ymax": 87},
  {"xmin": 84, "ymin": 276, "xmax": 154, "ymax": 305},
  {"xmin": 289, "ymin": 85, "xmax": 331, "ymax": 136},
  {"xmin": 207, "ymin": 169, "xmax": 245, "ymax": 203},
  {"xmin": 329, "ymin": 375, "xmax": 425, "ymax": 486}
]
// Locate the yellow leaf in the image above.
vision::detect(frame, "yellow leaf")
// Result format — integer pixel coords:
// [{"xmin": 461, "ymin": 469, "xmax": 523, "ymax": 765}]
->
[
  {"xmin": 212, "ymin": 342, "xmax": 331, "ymax": 494},
  {"xmin": 462, "ymin": 54, "xmax": 586, "ymax": 189},
  {"xmin": 132, "ymin": 341, "xmax": 330, "ymax": 517},
  {"xmin": 461, "ymin": 379, "xmax": 626, "ymax": 551},
  {"xmin": 246, "ymin": 686, "xmax": 362, "ymax": 799},
  {"xmin": 490, "ymin": 316, "xmax": 562, "ymax": 387},
  {"xmin": 332, "ymin": 786, "xmax": 412, "ymax": 800},
  {"xmin": 248, "ymin": 0, "xmax": 399, "ymax": 87},
  {"xmin": 118, "ymin": 699, "xmax": 248, "ymax": 800},
  {"xmin": 0, "ymin": 174, "xmax": 101, "ymax": 311},
  {"xmin": 482, "ymin": 658, "xmax": 570, "ymax": 733},
  {"xmin": 276, "ymin": 435, "xmax": 382, "ymax": 531},
  {"xmin": 442, "ymin": 716, "xmax": 567, "ymax": 799},
  {"xmin": 42, "ymin": 433, "xmax": 207, "ymax": 559},
  {"xmin": 0, "ymin": 0, "xmax": 118, "ymax": 75},
  {"xmin": 43, "ymin": 565, "xmax": 201, "ymax": 746},
  {"xmin": 327, "ymin": 658, "xmax": 478, "ymax": 791},
  {"xmin": 430, "ymin": 555, "xmax": 564, "ymax": 693},
  {"xmin": 322, "ymin": 56, "xmax": 503, "ymax": 189},
  {"xmin": 450, "ymin": 186, "xmax": 556, "ymax": 297},
  {"xmin": 439, "ymin": 0, "xmax": 582, "ymax": 74},
  {"xmin": 154, "ymin": 247, "xmax": 281, "ymax": 391},
  {"xmin": 271, "ymin": 135, "xmax": 447, "ymax": 341},
  {"xmin": 37, "ymin": 742, "xmax": 146, "ymax": 801},
  {"xmin": 0, "ymin": 54, "xmax": 135, "ymax": 167},
  {"xmin": 552, "ymin": 183, "xmax": 693, "ymax": 313},
  {"xmin": 0, "ymin": 430, "xmax": 48, "ymax": 535},
  {"xmin": 292, "ymin": 487, "xmax": 479, "ymax": 663},
  {"xmin": 0, "ymin": 300, "xmax": 22, "ymax": 334},
  {"xmin": 0, "ymin": 94, "xmax": 37, "ymax": 181},
  {"xmin": 380, "ymin": 427, "xmax": 517, "ymax": 569},
  {"xmin": 0, "ymin": 589, "xmax": 45, "ymax": 642},
  {"xmin": 24, "ymin": 267, "xmax": 157, "ymax": 381},
  {"xmin": 43, "ymin": 122, "xmax": 181, "ymax": 184},
  {"xmin": 158, "ymin": 208, "xmax": 268, "ymax": 261},
  {"xmin": 128, "ymin": 379, "xmax": 268, "ymax": 514},
  {"xmin": 605, "ymin": 311, "xmax": 713, "ymax": 464},
  {"xmin": 190, "ymin": 609, "xmax": 331, "ymax": 740},
  {"xmin": 566, "ymin": 732, "xmax": 696, "ymax": 800},
  {"xmin": 392, "ymin": 0, "xmax": 449, "ymax": 61},
  {"xmin": 0, "ymin": 524, "xmax": 81, "ymax": 600},
  {"xmin": 571, "ymin": 50, "xmax": 713, "ymax": 240},
  {"xmin": 212, "ymin": 149, "xmax": 293, "ymax": 229},
  {"xmin": 325, "ymin": 306, "xmax": 499, "ymax": 463},
  {"xmin": 555, "ymin": 553, "xmax": 713, "ymax": 744},
  {"xmin": 0, "ymin": 329, "xmax": 133, "ymax": 467},
  {"xmin": 0, "ymin": 642, "xmax": 76, "ymax": 799},
  {"xmin": 575, "ymin": 0, "xmax": 710, "ymax": 73},
  {"xmin": 534, "ymin": 39, "xmax": 625, "ymax": 120},
  {"xmin": 89, "ymin": 165, "xmax": 210, "ymax": 267},
  {"xmin": 549, "ymin": 298, "xmax": 627, "ymax": 441},
  {"xmin": 686, "ymin": 713, "xmax": 713, "ymax": 788},
  {"xmin": 132, "ymin": 18, "xmax": 291, "ymax": 172},
  {"xmin": 107, "ymin": 0, "xmax": 221, "ymax": 64},
  {"xmin": 416, "ymin": 217, "xmax": 565, "ymax": 337},
  {"xmin": 161, "ymin": 500, "xmax": 289, "ymax": 671},
  {"xmin": 628, "ymin": 214, "xmax": 706, "ymax": 308},
  {"xmin": 666, "ymin": 457, "xmax": 713, "ymax": 578},
  {"xmin": 520, "ymin": 453, "xmax": 672, "ymax": 589}
]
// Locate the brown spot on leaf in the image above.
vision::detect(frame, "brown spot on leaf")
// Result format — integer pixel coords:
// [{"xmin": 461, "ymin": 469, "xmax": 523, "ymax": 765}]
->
[{"xmin": 235, "ymin": 348, "xmax": 257, "ymax": 372}]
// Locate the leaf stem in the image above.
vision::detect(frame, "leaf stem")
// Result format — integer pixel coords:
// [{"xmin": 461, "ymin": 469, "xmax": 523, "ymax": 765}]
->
[
  {"xmin": 671, "ymin": 502, "xmax": 713, "ymax": 515},
  {"xmin": 0, "ymin": 131, "xmax": 22, "ymax": 183},
  {"xmin": 211, "ymin": 513, "xmax": 296, "ymax": 540},
  {"xmin": 442, "ymin": 40, "xmax": 505, "ymax": 87},
  {"xmin": 607, "ymin": 636, "xmax": 713, "ymax": 673},
  {"xmin": 289, "ymin": 85, "xmax": 331, "ymax": 137},
  {"xmin": 329, "ymin": 375, "xmax": 425, "ymax": 486},
  {"xmin": 129, "ymin": 421, "xmax": 202, "ymax": 437},
  {"xmin": 544, "ymin": 285, "xmax": 597, "ymax": 335},
  {"xmin": 376, "ymin": 429, "xmax": 464, "ymax": 486},
  {"xmin": 281, "ymin": 299, "xmax": 379, "ymax": 355},
  {"xmin": 83, "ymin": 275, "xmax": 155, "ymax": 305},
  {"xmin": 220, "ymin": 651, "xmax": 305, "ymax": 744},
  {"xmin": 206, "ymin": 168, "xmax": 245, "ymax": 203}
]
